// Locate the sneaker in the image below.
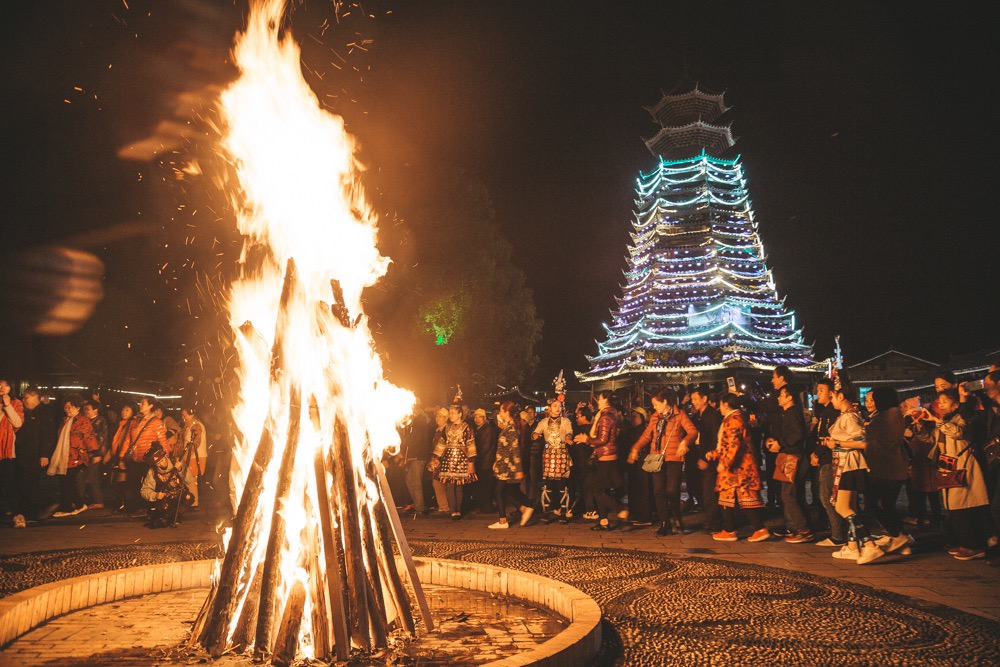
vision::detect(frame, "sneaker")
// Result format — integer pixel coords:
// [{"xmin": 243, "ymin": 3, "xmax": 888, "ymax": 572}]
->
[
  {"xmin": 770, "ymin": 528, "xmax": 791, "ymax": 538},
  {"xmin": 898, "ymin": 546, "xmax": 912, "ymax": 556},
  {"xmin": 70, "ymin": 505, "xmax": 88, "ymax": 515},
  {"xmin": 631, "ymin": 520, "xmax": 653, "ymax": 527},
  {"xmin": 655, "ymin": 522, "xmax": 673, "ymax": 537},
  {"xmin": 832, "ymin": 543, "xmax": 860, "ymax": 560},
  {"xmin": 88, "ymin": 503, "xmax": 105, "ymax": 510},
  {"xmin": 564, "ymin": 510, "xmax": 575, "ymax": 520},
  {"xmin": 52, "ymin": 509, "xmax": 74, "ymax": 518},
  {"xmin": 519, "ymin": 507, "xmax": 534, "ymax": 526},
  {"xmin": 748, "ymin": 528, "xmax": 772, "ymax": 543},
  {"xmin": 947, "ymin": 546, "xmax": 962, "ymax": 555},
  {"xmin": 857, "ymin": 542, "xmax": 886, "ymax": 565},
  {"xmin": 590, "ymin": 521, "xmax": 612, "ymax": 531},
  {"xmin": 450, "ymin": 512, "xmax": 461, "ymax": 520},
  {"xmin": 712, "ymin": 530, "xmax": 738, "ymax": 542},
  {"xmin": 815, "ymin": 537, "xmax": 845, "ymax": 547},
  {"xmin": 952, "ymin": 547, "xmax": 985, "ymax": 561},
  {"xmin": 488, "ymin": 520, "xmax": 510, "ymax": 530},
  {"xmin": 785, "ymin": 531, "xmax": 814, "ymax": 544},
  {"xmin": 582, "ymin": 511, "xmax": 599, "ymax": 521},
  {"xmin": 885, "ymin": 534, "xmax": 914, "ymax": 554},
  {"xmin": 13, "ymin": 514, "xmax": 26, "ymax": 528}
]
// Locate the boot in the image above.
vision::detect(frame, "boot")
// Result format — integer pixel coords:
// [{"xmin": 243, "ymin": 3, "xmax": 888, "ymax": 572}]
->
[{"xmin": 655, "ymin": 521, "xmax": 673, "ymax": 537}]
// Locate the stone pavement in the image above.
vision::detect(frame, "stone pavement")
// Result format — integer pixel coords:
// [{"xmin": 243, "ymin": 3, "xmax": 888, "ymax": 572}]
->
[
  {"xmin": 2, "ymin": 583, "xmax": 565, "ymax": 666},
  {"xmin": 1, "ymin": 505, "xmax": 997, "ymax": 621}
]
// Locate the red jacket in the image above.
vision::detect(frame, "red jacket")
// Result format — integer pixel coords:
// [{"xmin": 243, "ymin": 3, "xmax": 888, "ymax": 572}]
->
[
  {"xmin": 62, "ymin": 415, "xmax": 101, "ymax": 469},
  {"xmin": 129, "ymin": 415, "xmax": 167, "ymax": 462},
  {"xmin": 586, "ymin": 407, "xmax": 620, "ymax": 460},
  {"xmin": 0, "ymin": 398, "xmax": 24, "ymax": 460},
  {"xmin": 630, "ymin": 409, "xmax": 698, "ymax": 463}
]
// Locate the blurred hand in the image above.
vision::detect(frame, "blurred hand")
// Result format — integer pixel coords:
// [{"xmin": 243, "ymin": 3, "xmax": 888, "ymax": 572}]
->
[
  {"xmin": 626, "ymin": 452, "xmax": 638, "ymax": 464},
  {"xmin": 697, "ymin": 459, "xmax": 709, "ymax": 470},
  {"xmin": 40, "ymin": 457, "xmax": 49, "ymax": 467}
]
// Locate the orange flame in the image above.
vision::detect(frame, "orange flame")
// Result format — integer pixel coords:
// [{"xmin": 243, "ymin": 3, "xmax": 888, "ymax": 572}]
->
[{"xmin": 217, "ymin": 0, "xmax": 413, "ymax": 656}]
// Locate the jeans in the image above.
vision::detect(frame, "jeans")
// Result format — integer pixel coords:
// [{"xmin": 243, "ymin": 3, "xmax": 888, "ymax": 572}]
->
[
  {"xmin": 651, "ymin": 461, "xmax": 684, "ymax": 525},
  {"xmin": 819, "ymin": 464, "xmax": 846, "ymax": 542},
  {"xmin": 497, "ymin": 481, "xmax": 530, "ymax": 519},
  {"xmin": 405, "ymin": 460, "xmax": 426, "ymax": 512},
  {"xmin": 77, "ymin": 462, "xmax": 104, "ymax": 506}
]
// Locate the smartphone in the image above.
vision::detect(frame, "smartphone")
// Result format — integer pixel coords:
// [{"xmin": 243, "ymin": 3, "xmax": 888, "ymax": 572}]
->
[{"xmin": 726, "ymin": 377, "xmax": 736, "ymax": 391}]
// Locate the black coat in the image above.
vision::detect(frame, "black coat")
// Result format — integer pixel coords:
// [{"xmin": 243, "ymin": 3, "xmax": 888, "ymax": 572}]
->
[
  {"xmin": 15, "ymin": 405, "xmax": 57, "ymax": 468},
  {"xmin": 691, "ymin": 405, "xmax": 722, "ymax": 456},
  {"xmin": 474, "ymin": 421, "xmax": 498, "ymax": 473}
]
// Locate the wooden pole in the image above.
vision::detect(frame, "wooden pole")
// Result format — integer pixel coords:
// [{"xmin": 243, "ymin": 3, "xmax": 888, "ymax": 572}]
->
[
  {"xmin": 314, "ymin": 446, "xmax": 351, "ymax": 659},
  {"xmin": 254, "ymin": 382, "xmax": 303, "ymax": 657},
  {"xmin": 306, "ymin": 525, "xmax": 331, "ymax": 662},
  {"xmin": 329, "ymin": 418, "xmax": 372, "ymax": 651},
  {"xmin": 373, "ymin": 458, "xmax": 434, "ymax": 632},
  {"xmin": 359, "ymin": 502, "xmax": 390, "ymax": 647},
  {"xmin": 230, "ymin": 560, "xmax": 264, "ymax": 652},
  {"xmin": 270, "ymin": 580, "xmax": 307, "ymax": 667}
]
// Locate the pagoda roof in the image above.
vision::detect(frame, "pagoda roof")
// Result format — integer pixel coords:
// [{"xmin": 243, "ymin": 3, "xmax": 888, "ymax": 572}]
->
[
  {"xmin": 645, "ymin": 121, "xmax": 735, "ymax": 158},
  {"xmin": 646, "ymin": 84, "xmax": 730, "ymax": 127}
]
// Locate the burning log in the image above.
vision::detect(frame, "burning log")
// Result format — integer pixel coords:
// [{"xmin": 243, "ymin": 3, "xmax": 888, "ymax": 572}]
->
[
  {"xmin": 329, "ymin": 418, "xmax": 373, "ymax": 650},
  {"xmin": 270, "ymin": 580, "xmax": 306, "ymax": 667},
  {"xmin": 313, "ymin": 446, "xmax": 350, "ymax": 659},
  {"xmin": 306, "ymin": 525, "xmax": 331, "ymax": 662},
  {"xmin": 255, "ymin": 382, "xmax": 304, "ymax": 657},
  {"xmin": 230, "ymin": 561, "xmax": 264, "ymax": 652},
  {"xmin": 197, "ymin": 259, "xmax": 300, "ymax": 655}
]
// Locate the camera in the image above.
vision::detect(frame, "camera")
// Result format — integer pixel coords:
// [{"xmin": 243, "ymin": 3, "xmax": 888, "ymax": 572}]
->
[{"xmin": 964, "ymin": 379, "xmax": 985, "ymax": 392}]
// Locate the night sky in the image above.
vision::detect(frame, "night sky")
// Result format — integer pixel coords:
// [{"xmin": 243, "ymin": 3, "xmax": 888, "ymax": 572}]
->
[{"xmin": 3, "ymin": 1, "xmax": 996, "ymax": 388}]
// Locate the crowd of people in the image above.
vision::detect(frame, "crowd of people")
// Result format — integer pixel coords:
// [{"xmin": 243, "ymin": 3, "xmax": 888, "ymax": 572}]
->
[
  {"xmin": 0, "ymin": 383, "xmax": 215, "ymax": 529},
  {"xmin": 2, "ymin": 365, "xmax": 997, "ymax": 565},
  {"xmin": 389, "ymin": 365, "xmax": 1000, "ymax": 564}
]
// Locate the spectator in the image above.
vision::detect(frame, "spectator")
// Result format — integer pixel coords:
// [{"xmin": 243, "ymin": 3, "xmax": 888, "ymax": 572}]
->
[
  {"xmin": 127, "ymin": 397, "xmax": 167, "ymax": 516},
  {"xmin": 574, "ymin": 390, "xmax": 628, "ymax": 531},
  {"xmin": 107, "ymin": 403, "xmax": 138, "ymax": 512},
  {"xmin": 626, "ymin": 388, "xmax": 697, "ymax": 536},
  {"xmin": 913, "ymin": 388, "xmax": 991, "ymax": 560},
  {"xmin": 824, "ymin": 386, "xmax": 884, "ymax": 564},
  {"xmin": 571, "ymin": 403, "xmax": 597, "ymax": 520},
  {"xmin": 401, "ymin": 408, "xmax": 430, "ymax": 514},
  {"xmin": 809, "ymin": 379, "xmax": 847, "ymax": 547},
  {"xmin": 865, "ymin": 387, "xmax": 912, "ymax": 550},
  {"xmin": 690, "ymin": 389, "xmax": 722, "ymax": 534},
  {"xmin": 765, "ymin": 385, "xmax": 812, "ymax": 543},
  {"xmin": 47, "ymin": 393, "xmax": 100, "ymax": 516},
  {"xmin": 902, "ymin": 396, "xmax": 942, "ymax": 528},
  {"xmin": 12, "ymin": 388, "xmax": 57, "ymax": 525},
  {"xmin": 760, "ymin": 365, "xmax": 795, "ymax": 508},
  {"xmin": 522, "ymin": 407, "xmax": 540, "ymax": 504},
  {"xmin": 623, "ymin": 406, "xmax": 652, "ymax": 527},
  {"xmin": 179, "ymin": 405, "xmax": 208, "ymax": 508},
  {"xmin": 488, "ymin": 400, "xmax": 533, "ymax": 529},
  {"xmin": 533, "ymin": 398, "xmax": 574, "ymax": 522},
  {"xmin": 705, "ymin": 393, "xmax": 770, "ymax": 542},
  {"xmin": 0, "ymin": 379, "xmax": 25, "ymax": 526},
  {"xmin": 428, "ymin": 408, "xmax": 450, "ymax": 513},
  {"xmin": 978, "ymin": 370, "xmax": 1000, "ymax": 546},
  {"xmin": 153, "ymin": 403, "xmax": 181, "ymax": 458},
  {"xmin": 80, "ymin": 400, "xmax": 108, "ymax": 509},
  {"xmin": 140, "ymin": 443, "xmax": 193, "ymax": 528},
  {"xmin": 428, "ymin": 403, "xmax": 477, "ymax": 519},
  {"xmin": 930, "ymin": 371, "xmax": 981, "ymax": 421},
  {"xmin": 472, "ymin": 407, "xmax": 498, "ymax": 514}
]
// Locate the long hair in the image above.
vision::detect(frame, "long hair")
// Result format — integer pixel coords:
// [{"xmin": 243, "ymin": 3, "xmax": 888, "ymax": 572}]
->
[{"xmin": 499, "ymin": 400, "xmax": 522, "ymax": 432}]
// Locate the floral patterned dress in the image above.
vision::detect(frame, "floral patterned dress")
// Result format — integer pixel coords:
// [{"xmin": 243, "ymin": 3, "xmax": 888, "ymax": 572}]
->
[
  {"xmin": 712, "ymin": 410, "xmax": 763, "ymax": 508},
  {"xmin": 433, "ymin": 421, "xmax": 477, "ymax": 485},
  {"xmin": 493, "ymin": 421, "xmax": 524, "ymax": 482}
]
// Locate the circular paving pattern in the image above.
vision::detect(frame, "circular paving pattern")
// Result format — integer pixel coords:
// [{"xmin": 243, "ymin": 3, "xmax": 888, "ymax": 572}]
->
[
  {"xmin": 2, "ymin": 539, "xmax": 999, "ymax": 666},
  {"xmin": 412, "ymin": 540, "xmax": 1000, "ymax": 667}
]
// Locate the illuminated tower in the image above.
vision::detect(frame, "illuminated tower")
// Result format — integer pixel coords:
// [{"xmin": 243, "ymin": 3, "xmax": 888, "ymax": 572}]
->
[{"xmin": 577, "ymin": 85, "xmax": 820, "ymax": 387}]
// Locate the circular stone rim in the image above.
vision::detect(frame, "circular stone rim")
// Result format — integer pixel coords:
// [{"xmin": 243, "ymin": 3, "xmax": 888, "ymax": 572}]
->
[{"xmin": 0, "ymin": 557, "xmax": 602, "ymax": 667}]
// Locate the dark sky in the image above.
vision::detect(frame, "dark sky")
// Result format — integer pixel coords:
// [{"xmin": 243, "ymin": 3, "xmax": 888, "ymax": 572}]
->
[{"xmin": 3, "ymin": 1, "xmax": 997, "ymax": 387}]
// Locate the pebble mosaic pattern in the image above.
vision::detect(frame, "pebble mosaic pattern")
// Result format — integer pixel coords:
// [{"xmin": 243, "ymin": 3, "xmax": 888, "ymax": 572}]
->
[
  {"xmin": 412, "ymin": 540, "xmax": 1000, "ymax": 667},
  {"xmin": 3, "ymin": 539, "xmax": 1000, "ymax": 666}
]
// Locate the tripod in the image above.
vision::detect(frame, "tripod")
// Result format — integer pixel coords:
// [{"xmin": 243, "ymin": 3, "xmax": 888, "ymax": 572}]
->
[{"xmin": 169, "ymin": 439, "xmax": 198, "ymax": 526}]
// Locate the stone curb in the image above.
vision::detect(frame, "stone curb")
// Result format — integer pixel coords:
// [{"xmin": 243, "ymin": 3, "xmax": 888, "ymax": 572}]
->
[
  {"xmin": 411, "ymin": 557, "xmax": 603, "ymax": 667},
  {"xmin": 1, "ymin": 557, "xmax": 602, "ymax": 667},
  {"xmin": 0, "ymin": 559, "xmax": 214, "ymax": 648}
]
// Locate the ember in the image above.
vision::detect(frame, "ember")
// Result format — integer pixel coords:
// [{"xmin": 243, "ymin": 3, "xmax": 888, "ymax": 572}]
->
[{"xmin": 190, "ymin": 0, "xmax": 430, "ymax": 662}]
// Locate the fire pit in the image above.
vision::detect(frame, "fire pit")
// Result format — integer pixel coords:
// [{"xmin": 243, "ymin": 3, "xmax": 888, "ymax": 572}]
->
[{"xmin": 0, "ymin": 557, "xmax": 602, "ymax": 666}]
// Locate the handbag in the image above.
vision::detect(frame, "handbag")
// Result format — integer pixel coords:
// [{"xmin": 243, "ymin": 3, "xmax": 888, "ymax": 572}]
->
[
  {"xmin": 984, "ymin": 438, "xmax": 1000, "ymax": 471},
  {"xmin": 642, "ymin": 452, "xmax": 664, "ymax": 473},
  {"xmin": 772, "ymin": 452, "xmax": 800, "ymax": 484},
  {"xmin": 934, "ymin": 450, "xmax": 968, "ymax": 490}
]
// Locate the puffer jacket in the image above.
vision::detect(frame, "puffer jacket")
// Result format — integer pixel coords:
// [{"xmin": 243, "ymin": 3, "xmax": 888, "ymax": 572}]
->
[
  {"xmin": 630, "ymin": 409, "xmax": 698, "ymax": 463},
  {"xmin": 586, "ymin": 407, "xmax": 620, "ymax": 460}
]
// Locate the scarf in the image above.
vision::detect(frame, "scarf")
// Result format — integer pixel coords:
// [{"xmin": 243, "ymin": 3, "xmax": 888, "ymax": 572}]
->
[{"xmin": 48, "ymin": 417, "xmax": 75, "ymax": 476}]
